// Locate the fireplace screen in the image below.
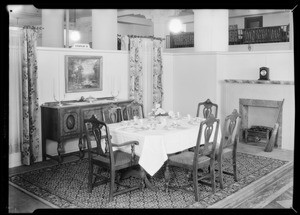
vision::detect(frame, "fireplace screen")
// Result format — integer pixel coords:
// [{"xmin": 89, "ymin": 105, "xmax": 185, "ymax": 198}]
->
[{"xmin": 244, "ymin": 126, "xmax": 273, "ymax": 143}]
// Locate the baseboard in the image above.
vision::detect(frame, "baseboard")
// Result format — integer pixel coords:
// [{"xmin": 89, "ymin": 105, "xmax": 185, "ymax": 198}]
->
[{"xmin": 9, "ymin": 152, "xmax": 21, "ymax": 168}]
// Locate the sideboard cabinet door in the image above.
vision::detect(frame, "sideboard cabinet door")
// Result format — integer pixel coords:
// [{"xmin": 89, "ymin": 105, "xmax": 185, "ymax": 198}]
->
[{"xmin": 60, "ymin": 108, "xmax": 81, "ymax": 138}]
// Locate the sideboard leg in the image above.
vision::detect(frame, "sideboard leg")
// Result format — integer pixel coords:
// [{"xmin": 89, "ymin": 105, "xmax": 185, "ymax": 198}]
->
[
  {"xmin": 57, "ymin": 141, "xmax": 63, "ymax": 163},
  {"xmin": 78, "ymin": 137, "xmax": 84, "ymax": 159},
  {"xmin": 42, "ymin": 137, "xmax": 46, "ymax": 161}
]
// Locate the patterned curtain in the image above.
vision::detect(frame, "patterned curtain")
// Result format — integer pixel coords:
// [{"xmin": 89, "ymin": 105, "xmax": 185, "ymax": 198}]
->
[
  {"xmin": 129, "ymin": 38, "xmax": 143, "ymax": 104},
  {"xmin": 152, "ymin": 39, "xmax": 163, "ymax": 107},
  {"xmin": 21, "ymin": 26, "xmax": 41, "ymax": 165}
]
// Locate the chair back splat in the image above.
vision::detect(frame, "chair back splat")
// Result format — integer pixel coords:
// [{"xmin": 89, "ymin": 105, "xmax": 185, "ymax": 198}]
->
[
  {"xmin": 196, "ymin": 99, "xmax": 218, "ymax": 119},
  {"xmin": 102, "ymin": 104, "xmax": 123, "ymax": 124},
  {"xmin": 84, "ymin": 115, "xmax": 114, "ymax": 164},
  {"xmin": 217, "ymin": 109, "xmax": 241, "ymax": 189},
  {"xmin": 220, "ymin": 109, "xmax": 241, "ymax": 151},
  {"xmin": 126, "ymin": 101, "xmax": 144, "ymax": 120}
]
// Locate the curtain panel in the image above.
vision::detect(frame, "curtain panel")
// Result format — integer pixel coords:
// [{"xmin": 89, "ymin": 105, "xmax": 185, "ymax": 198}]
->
[
  {"xmin": 9, "ymin": 28, "xmax": 23, "ymax": 155},
  {"xmin": 21, "ymin": 27, "xmax": 41, "ymax": 165},
  {"xmin": 152, "ymin": 39, "xmax": 163, "ymax": 107},
  {"xmin": 129, "ymin": 38, "xmax": 143, "ymax": 104}
]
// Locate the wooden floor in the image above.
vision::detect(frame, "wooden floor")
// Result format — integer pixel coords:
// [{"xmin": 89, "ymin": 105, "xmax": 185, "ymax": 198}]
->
[{"xmin": 7, "ymin": 142, "xmax": 294, "ymax": 212}]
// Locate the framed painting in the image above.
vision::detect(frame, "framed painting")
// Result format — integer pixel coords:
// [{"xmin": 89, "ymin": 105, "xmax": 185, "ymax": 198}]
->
[{"xmin": 65, "ymin": 55, "xmax": 103, "ymax": 93}]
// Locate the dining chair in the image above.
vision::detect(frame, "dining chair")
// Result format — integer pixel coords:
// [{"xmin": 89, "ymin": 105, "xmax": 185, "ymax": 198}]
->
[
  {"xmin": 164, "ymin": 114, "xmax": 220, "ymax": 201},
  {"xmin": 216, "ymin": 109, "xmax": 241, "ymax": 189},
  {"xmin": 83, "ymin": 115, "xmax": 143, "ymax": 202},
  {"xmin": 196, "ymin": 99, "xmax": 218, "ymax": 119},
  {"xmin": 102, "ymin": 104, "xmax": 123, "ymax": 124},
  {"xmin": 125, "ymin": 101, "xmax": 144, "ymax": 120}
]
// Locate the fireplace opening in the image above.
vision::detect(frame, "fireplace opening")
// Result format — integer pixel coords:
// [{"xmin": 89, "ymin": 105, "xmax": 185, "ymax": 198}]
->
[
  {"xmin": 244, "ymin": 125, "xmax": 273, "ymax": 143},
  {"xmin": 239, "ymin": 98, "xmax": 283, "ymax": 148}
]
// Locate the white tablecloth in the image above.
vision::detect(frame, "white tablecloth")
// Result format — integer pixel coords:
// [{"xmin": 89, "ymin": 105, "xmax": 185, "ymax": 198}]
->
[{"xmin": 108, "ymin": 117, "xmax": 221, "ymax": 176}]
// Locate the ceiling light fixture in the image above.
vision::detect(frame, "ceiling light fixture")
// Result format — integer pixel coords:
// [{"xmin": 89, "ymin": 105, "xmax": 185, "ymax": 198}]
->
[
  {"xmin": 70, "ymin": 30, "xmax": 80, "ymax": 42},
  {"xmin": 169, "ymin": 18, "xmax": 183, "ymax": 34}
]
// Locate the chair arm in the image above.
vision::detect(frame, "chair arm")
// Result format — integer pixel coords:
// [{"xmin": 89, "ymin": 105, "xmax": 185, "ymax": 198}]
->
[
  {"xmin": 111, "ymin": 140, "xmax": 139, "ymax": 147},
  {"xmin": 101, "ymin": 134, "xmax": 112, "ymax": 140}
]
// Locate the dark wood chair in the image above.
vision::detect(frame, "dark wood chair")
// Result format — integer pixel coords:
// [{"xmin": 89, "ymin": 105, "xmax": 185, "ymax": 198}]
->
[
  {"xmin": 196, "ymin": 99, "xmax": 218, "ymax": 118},
  {"xmin": 83, "ymin": 115, "xmax": 143, "ymax": 202},
  {"xmin": 217, "ymin": 109, "xmax": 241, "ymax": 189},
  {"xmin": 102, "ymin": 104, "xmax": 123, "ymax": 124},
  {"xmin": 164, "ymin": 114, "xmax": 220, "ymax": 201},
  {"xmin": 125, "ymin": 101, "xmax": 144, "ymax": 120}
]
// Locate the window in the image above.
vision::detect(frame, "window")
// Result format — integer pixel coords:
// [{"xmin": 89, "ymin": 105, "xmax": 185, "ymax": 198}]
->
[{"xmin": 244, "ymin": 16, "xmax": 263, "ymax": 28}]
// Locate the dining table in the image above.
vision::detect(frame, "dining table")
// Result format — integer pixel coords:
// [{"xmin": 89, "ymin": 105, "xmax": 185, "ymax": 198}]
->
[{"xmin": 108, "ymin": 116, "xmax": 222, "ymax": 178}]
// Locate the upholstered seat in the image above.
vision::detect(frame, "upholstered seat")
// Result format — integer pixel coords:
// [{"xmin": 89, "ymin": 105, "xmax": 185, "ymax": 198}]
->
[
  {"xmin": 92, "ymin": 150, "xmax": 139, "ymax": 169},
  {"xmin": 169, "ymin": 151, "xmax": 210, "ymax": 167}
]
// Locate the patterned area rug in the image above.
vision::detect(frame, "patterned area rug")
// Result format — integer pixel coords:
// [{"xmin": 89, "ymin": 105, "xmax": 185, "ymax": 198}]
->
[{"xmin": 9, "ymin": 152, "xmax": 288, "ymax": 208}]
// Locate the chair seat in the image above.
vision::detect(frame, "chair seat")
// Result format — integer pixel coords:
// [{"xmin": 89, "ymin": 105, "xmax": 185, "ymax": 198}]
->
[
  {"xmin": 169, "ymin": 151, "xmax": 210, "ymax": 168},
  {"xmin": 93, "ymin": 150, "xmax": 139, "ymax": 169},
  {"xmin": 205, "ymin": 144, "xmax": 233, "ymax": 158}
]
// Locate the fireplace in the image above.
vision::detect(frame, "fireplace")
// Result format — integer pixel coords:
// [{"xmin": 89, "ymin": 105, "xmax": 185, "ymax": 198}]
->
[{"xmin": 239, "ymin": 98, "xmax": 283, "ymax": 148}]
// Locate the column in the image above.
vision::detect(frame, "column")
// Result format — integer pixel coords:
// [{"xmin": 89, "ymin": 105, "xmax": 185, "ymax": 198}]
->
[
  {"xmin": 42, "ymin": 9, "xmax": 64, "ymax": 47},
  {"xmin": 153, "ymin": 16, "xmax": 166, "ymax": 49},
  {"xmin": 289, "ymin": 10, "xmax": 294, "ymax": 50},
  {"xmin": 193, "ymin": 9, "xmax": 229, "ymax": 52},
  {"xmin": 92, "ymin": 9, "xmax": 117, "ymax": 50},
  {"xmin": 153, "ymin": 17, "xmax": 166, "ymax": 38}
]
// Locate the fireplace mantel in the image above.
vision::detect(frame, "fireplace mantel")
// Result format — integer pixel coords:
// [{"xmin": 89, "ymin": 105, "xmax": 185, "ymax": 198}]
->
[{"xmin": 224, "ymin": 79, "xmax": 294, "ymax": 85}]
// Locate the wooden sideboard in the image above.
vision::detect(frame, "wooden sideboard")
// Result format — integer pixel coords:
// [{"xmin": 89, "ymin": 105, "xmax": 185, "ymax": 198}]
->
[{"xmin": 41, "ymin": 98, "xmax": 133, "ymax": 163}]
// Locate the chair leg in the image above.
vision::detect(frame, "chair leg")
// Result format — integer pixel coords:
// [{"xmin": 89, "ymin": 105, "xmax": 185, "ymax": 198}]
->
[
  {"xmin": 139, "ymin": 167, "xmax": 146, "ymax": 190},
  {"xmin": 193, "ymin": 169, "xmax": 200, "ymax": 201},
  {"xmin": 88, "ymin": 163, "xmax": 93, "ymax": 193},
  {"xmin": 109, "ymin": 170, "xmax": 115, "ymax": 202},
  {"xmin": 210, "ymin": 160, "xmax": 216, "ymax": 193},
  {"xmin": 164, "ymin": 162, "xmax": 170, "ymax": 193},
  {"xmin": 233, "ymin": 152, "xmax": 238, "ymax": 182},
  {"xmin": 218, "ymin": 155, "xmax": 224, "ymax": 189}
]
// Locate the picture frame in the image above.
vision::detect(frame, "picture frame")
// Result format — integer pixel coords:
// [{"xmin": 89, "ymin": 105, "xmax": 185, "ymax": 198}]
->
[{"xmin": 65, "ymin": 55, "xmax": 103, "ymax": 93}]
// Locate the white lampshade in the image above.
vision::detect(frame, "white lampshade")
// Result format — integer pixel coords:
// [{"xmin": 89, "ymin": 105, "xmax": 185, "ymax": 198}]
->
[
  {"xmin": 70, "ymin": 30, "xmax": 80, "ymax": 42},
  {"xmin": 169, "ymin": 18, "xmax": 183, "ymax": 33}
]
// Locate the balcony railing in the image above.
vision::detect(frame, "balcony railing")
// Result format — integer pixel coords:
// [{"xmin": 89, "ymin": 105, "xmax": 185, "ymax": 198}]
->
[
  {"xmin": 166, "ymin": 32, "xmax": 194, "ymax": 48},
  {"xmin": 229, "ymin": 25, "xmax": 289, "ymax": 45},
  {"xmin": 166, "ymin": 25, "xmax": 290, "ymax": 48}
]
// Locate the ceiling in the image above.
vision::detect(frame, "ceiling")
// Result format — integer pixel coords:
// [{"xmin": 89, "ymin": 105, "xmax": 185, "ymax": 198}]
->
[{"xmin": 7, "ymin": 6, "xmax": 288, "ymax": 27}]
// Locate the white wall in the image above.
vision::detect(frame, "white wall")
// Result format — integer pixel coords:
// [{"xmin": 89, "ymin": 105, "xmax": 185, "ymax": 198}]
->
[
  {"xmin": 76, "ymin": 17, "xmax": 154, "ymax": 45},
  {"xmin": 118, "ymin": 23, "xmax": 153, "ymax": 36},
  {"xmin": 162, "ymin": 53, "xmax": 174, "ymax": 112},
  {"xmin": 172, "ymin": 53, "xmax": 217, "ymax": 117},
  {"xmin": 36, "ymin": 47, "xmax": 130, "ymax": 159},
  {"xmin": 228, "ymin": 43, "xmax": 291, "ymax": 52},
  {"xmin": 229, "ymin": 11, "xmax": 290, "ymax": 29},
  {"xmin": 37, "ymin": 47, "xmax": 129, "ymax": 104},
  {"xmin": 219, "ymin": 50, "xmax": 294, "ymax": 81}
]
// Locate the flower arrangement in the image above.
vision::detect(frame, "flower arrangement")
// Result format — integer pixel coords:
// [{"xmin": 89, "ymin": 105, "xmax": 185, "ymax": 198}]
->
[{"xmin": 149, "ymin": 103, "xmax": 169, "ymax": 117}]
